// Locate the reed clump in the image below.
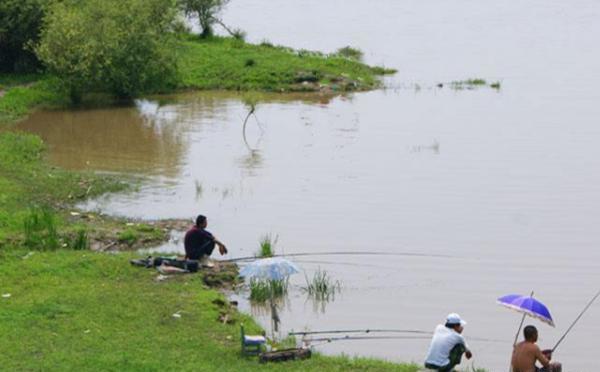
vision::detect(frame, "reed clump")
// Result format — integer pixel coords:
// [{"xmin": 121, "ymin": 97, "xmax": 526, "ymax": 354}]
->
[
  {"xmin": 257, "ymin": 233, "xmax": 277, "ymax": 258},
  {"xmin": 22, "ymin": 207, "xmax": 59, "ymax": 251},
  {"xmin": 249, "ymin": 278, "xmax": 289, "ymax": 302},
  {"xmin": 303, "ymin": 268, "xmax": 342, "ymax": 301},
  {"xmin": 335, "ymin": 46, "xmax": 364, "ymax": 61},
  {"xmin": 64, "ymin": 228, "xmax": 89, "ymax": 250}
]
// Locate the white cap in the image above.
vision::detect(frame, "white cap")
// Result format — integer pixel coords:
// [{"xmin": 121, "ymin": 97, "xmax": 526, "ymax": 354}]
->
[{"xmin": 446, "ymin": 313, "xmax": 467, "ymax": 326}]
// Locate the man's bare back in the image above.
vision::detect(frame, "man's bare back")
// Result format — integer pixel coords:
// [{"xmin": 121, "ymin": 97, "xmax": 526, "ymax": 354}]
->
[{"xmin": 511, "ymin": 341, "xmax": 549, "ymax": 372}]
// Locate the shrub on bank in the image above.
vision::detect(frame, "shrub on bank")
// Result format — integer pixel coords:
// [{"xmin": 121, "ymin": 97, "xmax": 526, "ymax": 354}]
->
[{"xmin": 35, "ymin": 0, "xmax": 179, "ymax": 102}]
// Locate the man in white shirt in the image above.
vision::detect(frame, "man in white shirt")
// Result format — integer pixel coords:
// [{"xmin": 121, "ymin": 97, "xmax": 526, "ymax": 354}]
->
[{"xmin": 424, "ymin": 313, "xmax": 473, "ymax": 371}]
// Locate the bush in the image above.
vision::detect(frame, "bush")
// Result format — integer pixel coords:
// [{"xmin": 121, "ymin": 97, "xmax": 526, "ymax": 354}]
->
[
  {"xmin": 0, "ymin": 0, "xmax": 49, "ymax": 72},
  {"xmin": 35, "ymin": 0, "xmax": 179, "ymax": 102}
]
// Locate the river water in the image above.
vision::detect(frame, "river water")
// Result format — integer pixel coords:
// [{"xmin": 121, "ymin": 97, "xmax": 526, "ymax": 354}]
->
[{"xmin": 17, "ymin": 1, "xmax": 600, "ymax": 370}]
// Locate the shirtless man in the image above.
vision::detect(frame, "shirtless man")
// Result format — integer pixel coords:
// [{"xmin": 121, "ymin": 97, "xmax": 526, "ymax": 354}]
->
[{"xmin": 511, "ymin": 325, "xmax": 562, "ymax": 372}]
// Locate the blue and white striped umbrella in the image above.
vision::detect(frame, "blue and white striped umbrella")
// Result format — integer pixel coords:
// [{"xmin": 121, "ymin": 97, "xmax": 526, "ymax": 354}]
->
[{"xmin": 239, "ymin": 257, "xmax": 300, "ymax": 281}]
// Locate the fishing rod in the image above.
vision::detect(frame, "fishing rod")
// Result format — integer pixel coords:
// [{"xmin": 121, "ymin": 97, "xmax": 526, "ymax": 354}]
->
[
  {"xmin": 552, "ymin": 288, "xmax": 600, "ymax": 352},
  {"xmin": 291, "ymin": 329, "xmax": 507, "ymax": 343},
  {"xmin": 304, "ymin": 335, "xmax": 431, "ymax": 343},
  {"xmin": 290, "ymin": 329, "xmax": 431, "ymax": 336},
  {"xmin": 224, "ymin": 251, "xmax": 457, "ymax": 263},
  {"xmin": 302, "ymin": 335, "xmax": 505, "ymax": 344}
]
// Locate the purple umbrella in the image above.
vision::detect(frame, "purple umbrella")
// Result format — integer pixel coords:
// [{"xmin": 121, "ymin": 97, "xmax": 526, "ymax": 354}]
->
[
  {"xmin": 498, "ymin": 293, "xmax": 555, "ymax": 327},
  {"xmin": 498, "ymin": 292, "xmax": 554, "ymax": 354}
]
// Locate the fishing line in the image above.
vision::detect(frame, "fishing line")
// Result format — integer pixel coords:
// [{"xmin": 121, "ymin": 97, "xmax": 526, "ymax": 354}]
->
[
  {"xmin": 552, "ymin": 288, "xmax": 600, "ymax": 352},
  {"xmin": 224, "ymin": 251, "xmax": 458, "ymax": 263},
  {"xmin": 291, "ymin": 259, "xmax": 401, "ymax": 272}
]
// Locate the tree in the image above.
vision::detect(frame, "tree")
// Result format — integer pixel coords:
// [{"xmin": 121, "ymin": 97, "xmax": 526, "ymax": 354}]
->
[
  {"xmin": 35, "ymin": 0, "xmax": 179, "ymax": 102},
  {"xmin": 178, "ymin": 0, "xmax": 229, "ymax": 38},
  {"xmin": 0, "ymin": 0, "xmax": 49, "ymax": 72}
]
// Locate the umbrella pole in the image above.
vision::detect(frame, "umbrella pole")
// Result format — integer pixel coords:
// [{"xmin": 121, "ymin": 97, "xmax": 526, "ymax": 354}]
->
[
  {"xmin": 512, "ymin": 291, "xmax": 534, "ymax": 346},
  {"xmin": 508, "ymin": 291, "xmax": 534, "ymax": 372},
  {"xmin": 512, "ymin": 312, "xmax": 528, "ymax": 347}
]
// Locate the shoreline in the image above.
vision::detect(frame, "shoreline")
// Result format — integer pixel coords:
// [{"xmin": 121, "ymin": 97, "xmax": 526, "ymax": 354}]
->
[{"xmin": 0, "ymin": 37, "xmax": 436, "ymax": 371}]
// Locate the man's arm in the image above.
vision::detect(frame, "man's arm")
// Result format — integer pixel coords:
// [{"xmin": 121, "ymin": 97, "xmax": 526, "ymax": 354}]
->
[
  {"xmin": 214, "ymin": 237, "xmax": 228, "ymax": 255},
  {"xmin": 535, "ymin": 347, "xmax": 551, "ymax": 368},
  {"xmin": 458, "ymin": 335, "xmax": 472, "ymax": 359}
]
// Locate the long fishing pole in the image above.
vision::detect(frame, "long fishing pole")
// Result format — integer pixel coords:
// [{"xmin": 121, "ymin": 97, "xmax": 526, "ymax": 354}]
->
[
  {"xmin": 223, "ymin": 251, "xmax": 457, "ymax": 263},
  {"xmin": 552, "ymin": 288, "xmax": 600, "ymax": 352},
  {"xmin": 291, "ymin": 329, "xmax": 507, "ymax": 343},
  {"xmin": 290, "ymin": 329, "xmax": 431, "ymax": 336},
  {"xmin": 305, "ymin": 335, "xmax": 431, "ymax": 343},
  {"xmin": 303, "ymin": 334, "xmax": 506, "ymax": 344}
]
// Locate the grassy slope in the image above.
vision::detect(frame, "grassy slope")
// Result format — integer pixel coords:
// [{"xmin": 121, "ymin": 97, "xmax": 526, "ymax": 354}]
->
[
  {"xmin": 0, "ymin": 76, "xmax": 67, "ymax": 123},
  {"xmin": 0, "ymin": 132, "xmax": 124, "ymax": 244},
  {"xmin": 178, "ymin": 36, "xmax": 393, "ymax": 91},
  {"xmin": 0, "ymin": 249, "xmax": 420, "ymax": 372}
]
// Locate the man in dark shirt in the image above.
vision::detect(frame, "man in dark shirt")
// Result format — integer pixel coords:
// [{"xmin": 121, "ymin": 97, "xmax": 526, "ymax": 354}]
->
[{"xmin": 184, "ymin": 215, "xmax": 227, "ymax": 267}]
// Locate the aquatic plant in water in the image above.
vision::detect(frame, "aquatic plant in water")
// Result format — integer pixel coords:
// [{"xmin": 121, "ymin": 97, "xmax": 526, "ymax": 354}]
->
[
  {"xmin": 258, "ymin": 233, "xmax": 277, "ymax": 257},
  {"xmin": 335, "ymin": 46, "xmax": 364, "ymax": 61},
  {"xmin": 448, "ymin": 78, "xmax": 501, "ymax": 91},
  {"xmin": 302, "ymin": 268, "xmax": 342, "ymax": 301},
  {"xmin": 249, "ymin": 278, "xmax": 289, "ymax": 302}
]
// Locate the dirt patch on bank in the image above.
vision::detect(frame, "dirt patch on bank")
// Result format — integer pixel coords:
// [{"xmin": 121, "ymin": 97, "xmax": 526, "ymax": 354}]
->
[{"xmin": 64, "ymin": 211, "xmax": 191, "ymax": 251}]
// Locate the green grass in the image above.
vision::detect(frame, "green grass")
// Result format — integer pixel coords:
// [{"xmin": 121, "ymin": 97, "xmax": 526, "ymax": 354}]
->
[
  {"xmin": 22, "ymin": 207, "xmax": 60, "ymax": 251},
  {"xmin": 178, "ymin": 36, "xmax": 395, "ymax": 92},
  {"xmin": 0, "ymin": 73, "xmax": 41, "ymax": 90},
  {"xmin": 258, "ymin": 233, "xmax": 277, "ymax": 258},
  {"xmin": 0, "ymin": 131, "xmax": 125, "ymax": 246},
  {"xmin": 0, "ymin": 74, "xmax": 69, "ymax": 123},
  {"xmin": 0, "ymin": 249, "xmax": 420, "ymax": 371}
]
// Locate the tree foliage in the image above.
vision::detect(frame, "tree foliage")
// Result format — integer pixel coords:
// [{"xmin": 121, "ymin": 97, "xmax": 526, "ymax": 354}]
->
[
  {"xmin": 35, "ymin": 0, "xmax": 179, "ymax": 102},
  {"xmin": 0, "ymin": 0, "xmax": 50, "ymax": 72},
  {"xmin": 178, "ymin": 0, "xmax": 229, "ymax": 38}
]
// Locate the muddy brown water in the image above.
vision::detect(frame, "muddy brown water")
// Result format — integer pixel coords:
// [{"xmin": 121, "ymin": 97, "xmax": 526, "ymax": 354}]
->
[{"xmin": 16, "ymin": 1, "xmax": 600, "ymax": 370}]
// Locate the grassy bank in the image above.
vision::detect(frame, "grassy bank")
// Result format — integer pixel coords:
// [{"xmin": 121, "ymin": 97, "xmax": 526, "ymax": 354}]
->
[
  {"xmin": 0, "ymin": 132, "xmax": 126, "ymax": 244},
  {"xmin": 0, "ymin": 249, "xmax": 419, "ymax": 371},
  {"xmin": 178, "ymin": 36, "xmax": 394, "ymax": 92},
  {"xmin": 0, "ymin": 36, "xmax": 394, "ymax": 124},
  {"xmin": 0, "ymin": 75, "xmax": 67, "ymax": 123}
]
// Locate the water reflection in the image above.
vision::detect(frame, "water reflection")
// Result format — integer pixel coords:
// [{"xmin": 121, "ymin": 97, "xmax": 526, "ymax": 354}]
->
[
  {"xmin": 249, "ymin": 297, "xmax": 289, "ymax": 341},
  {"xmin": 16, "ymin": 102, "xmax": 186, "ymax": 176}
]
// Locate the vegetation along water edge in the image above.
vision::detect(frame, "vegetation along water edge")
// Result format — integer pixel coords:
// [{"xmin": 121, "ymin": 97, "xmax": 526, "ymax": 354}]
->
[{"xmin": 0, "ymin": 1, "xmax": 434, "ymax": 371}]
